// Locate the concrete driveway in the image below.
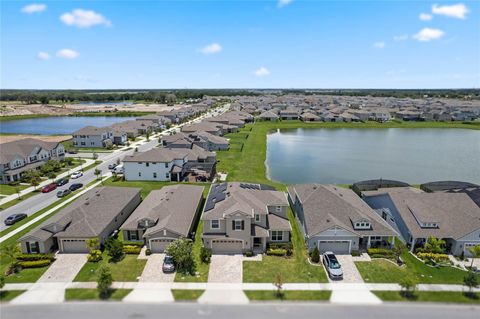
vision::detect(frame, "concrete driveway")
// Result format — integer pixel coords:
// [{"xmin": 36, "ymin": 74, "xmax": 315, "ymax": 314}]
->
[
  {"xmin": 38, "ymin": 254, "xmax": 88, "ymax": 283},
  {"xmin": 208, "ymin": 255, "xmax": 244, "ymax": 283},
  {"xmin": 139, "ymin": 254, "xmax": 175, "ymax": 282},
  {"xmin": 329, "ymin": 255, "xmax": 364, "ymax": 284}
]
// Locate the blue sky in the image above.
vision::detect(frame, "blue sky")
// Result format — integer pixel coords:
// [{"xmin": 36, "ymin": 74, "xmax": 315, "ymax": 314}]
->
[{"xmin": 1, "ymin": 0, "xmax": 479, "ymax": 89}]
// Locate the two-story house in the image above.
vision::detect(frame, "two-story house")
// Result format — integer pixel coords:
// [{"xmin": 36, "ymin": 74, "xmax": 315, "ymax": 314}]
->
[
  {"xmin": 72, "ymin": 126, "xmax": 113, "ymax": 148},
  {"xmin": 0, "ymin": 138, "xmax": 65, "ymax": 184},
  {"xmin": 202, "ymin": 182, "xmax": 291, "ymax": 254}
]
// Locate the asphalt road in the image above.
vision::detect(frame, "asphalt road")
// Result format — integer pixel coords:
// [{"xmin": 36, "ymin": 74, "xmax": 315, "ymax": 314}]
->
[
  {"xmin": 0, "ymin": 105, "xmax": 229, "ymax": 232},
  {"xmin": 2, "ymin": 303, "xmax": 479, "ymax": 319}
]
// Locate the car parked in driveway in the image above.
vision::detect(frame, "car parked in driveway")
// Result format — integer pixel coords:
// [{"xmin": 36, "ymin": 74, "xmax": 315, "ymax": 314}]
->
[
  {"xmin": 322, "ymin": 251, "xmax": 343, "ymax": 280},
  {"xmin": 69, "ymin": 183, "xmax": 83, "ymax": 191},
  {"xmin": 42, "ymin": 183, "xmax": 57, "ymax": 193},
  {"xmin": 57, "ymin": 189, "xmax": 71, "ymax": 198},
  {"xmin": 4, "ymin": 213, "xmax": 27, "ymax": 225},
  {"xmin": 56, "ymin": 178, "xmax": 69, "ymax": 187},
  {"xmin": 71, "ymin": 171, "xmax": 83, "ymax": 179},
  {"xmin": 162, "ymin": 255, "xmax": 176, "ymax": 273},
  {"xmin": 108, "ymin": 163, "xmax": 117, "ymax": 170}
]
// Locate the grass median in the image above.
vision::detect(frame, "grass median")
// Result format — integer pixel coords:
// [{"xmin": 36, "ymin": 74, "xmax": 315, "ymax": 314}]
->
[{"xmin": 373, "ymin": 291, "xmax": 480, "ymax": 304}]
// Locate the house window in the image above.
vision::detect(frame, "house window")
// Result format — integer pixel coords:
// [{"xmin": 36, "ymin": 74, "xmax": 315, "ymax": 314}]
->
[
  {"xmin": 211, "ymin": 220, "xmax": 219, "ymax": 229},
  {"xmin": 128, "ymin": 230, "xmax": 138, "ymax": 241},
  {"xmin": 233, "ymin": 220, "xmax": 243, "ymax": 231},
  {"xmin": 275, "ymin": 206, "xmax": 282, "ymax": 213},
  {"xmin": 153, "ymin": 172, "xmax": 157, "ymax": 178},
  {"xmin": 29, "ymin": 241, "xmax": 39, "ymax": 254},
  {"xmin": 138, "ymin": 172, "xmax": 142, "ymax": 177},
  {"xmin": 81, "ymin": 142, "xmax": 86, "ymax": 146},
  {"xmin": 166, "ymin": 173, "xmax": 170, "ymax": 179},
  {"xmin": 271, "ymin": 231, "xmax": 284, "ymax": 241},
  {"xmin": 255, "ymin": 214, "xmax": 260, "ymax": 222},
  {"xmin": 146, "ymin": 163, "xmax": 149, "ymax": 167},
  {"xmin": 165, "ymin": 163, "xmax": 169, "ymax": 168}
]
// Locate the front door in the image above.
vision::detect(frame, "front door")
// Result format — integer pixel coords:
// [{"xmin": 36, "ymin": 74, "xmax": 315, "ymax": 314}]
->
[{"xmin": 253, "ymin": 237, "xmax": 262, "ymax": 248}]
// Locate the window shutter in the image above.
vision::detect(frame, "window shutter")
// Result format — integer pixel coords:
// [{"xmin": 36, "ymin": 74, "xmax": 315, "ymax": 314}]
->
[
  {"xmin": 232, "ymin": 221, "xmax": 235, "ymax": 229},
  {"xmin": 26, "ymin": 242, "xmax": 31, "ymax": 254},
  {"xmin": 241, "ymin": 220, "xmax": 245, "ymax": 230}
]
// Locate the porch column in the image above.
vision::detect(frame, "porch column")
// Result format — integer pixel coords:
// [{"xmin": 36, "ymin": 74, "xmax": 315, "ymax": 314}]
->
[
  {"xmin": 367, "ymin": 236, "xmax": 371, "ymax": 249},
  {"xmin": 390, "ymin": 236, "xmax": 395, "ymax": 248},
  {"xmin": 410, "ymin": 237, "xmax": 416, "ymax": 252},
  {"xmin": 177, "ymin": 172, "xmax": 180, "ymax": 181}
]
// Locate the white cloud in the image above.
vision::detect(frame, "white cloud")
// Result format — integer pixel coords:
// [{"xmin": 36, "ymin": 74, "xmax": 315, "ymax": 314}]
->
[
  {"xmin": 254, "ymin": 67, "xmax": 270, "ymax": 77},
  {"xmin": 200, "ymin": 43, "xmax": 222, "ymax": 54},
  {"xmin": 393, "ymin": 34, "xmax": 408, "ymax": 41},
  {"xmin": 419, "ymin": 13, "xmax": 433, "ymax": 21},
  {"xmin": 60, "ymin": 9, "xmax": 112, "ymax": 28},
  {"xmin": 21, "ymin": 3, "xmax": 46, "ymax": 14},
  {"xmin": 413, "ymin": 28, "xmax": 445, "ymax": 42},
  {"xmin": 56, "ymin": 49, "xmax": 80, "ymax": 59},
  {"xmin": 37, "ymin": 51, "xmax": 50, "ymax": 60},
  {"xmin": 373, "ymin": 41, "xmax": 385, "ymax": 49},
  {"xmin": 432, "ymin": 3, "xmax": 469, "ymax": 19},
  {"xmin": 278, "ymin": 0, "xmax": 293, "ymax": 8}
]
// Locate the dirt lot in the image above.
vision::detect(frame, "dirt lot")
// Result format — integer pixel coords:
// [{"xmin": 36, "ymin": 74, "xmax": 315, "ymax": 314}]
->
[{"xmin": 0, "ymin": 134, "xmax": 72, "ymax": 144}]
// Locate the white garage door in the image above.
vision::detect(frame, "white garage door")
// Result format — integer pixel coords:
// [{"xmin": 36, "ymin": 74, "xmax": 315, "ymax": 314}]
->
[
  {"xmin": 319, "ymin": 240, "xmax": 351, "ymax": 254},
  {"xmin": 211, "ymin": 239, "xmax": 243, "ymax": 254},
  {"xmin": 150, "ymin": 238, "xmax": 175, "ymax": 253},
  {"xmin": 464, "ymin": 243, "xmax": 479, "ymax": 257},
  {"xmin": 61, "ymin": 239, "xmax": 88, "ymax": 253}
]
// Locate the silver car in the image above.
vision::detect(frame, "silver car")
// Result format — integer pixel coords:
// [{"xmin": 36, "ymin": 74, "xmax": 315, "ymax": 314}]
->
[
  {"xmin": 322, "ymin": 252, "xmax": 343, "ymax": 280},
  {"xmin": 162, "ymin": 255, "xmax": 176, "ymax": 273}
]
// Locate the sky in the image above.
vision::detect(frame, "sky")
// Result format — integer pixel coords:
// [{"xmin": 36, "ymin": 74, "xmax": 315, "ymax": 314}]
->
[{"xmin": 1, "ymin": 0, "xmax": 479, "ymax": 89}]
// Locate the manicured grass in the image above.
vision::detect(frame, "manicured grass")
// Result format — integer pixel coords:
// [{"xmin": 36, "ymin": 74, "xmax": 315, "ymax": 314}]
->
[
  {"xmin": 0, "ymin": 290, "xmax": 26, "ymax": 302},
  {"xmin": 171, "ymin": 289, "xmax": 204, "ymax": 301},
  {"xmin": 3, "ymin": 267, "xmax": 50, "ymax": 284},
  {"xmin": 245, "ymin": 290, "xmax": 331, "ymax": 301},
  {"xmin": 355, "ymin": 252, "xmax": 480, "ymax": 284},
  {"xmin": 373, "ymin": 291, "xmax": 480, "ymax": 304},
  {"xmin": 243, "ymin": 208, "xmax": 328, "ymax": 283},
  {"xmin": 65, "ymin": 288, "xmax": 132, "ymax": 301},
  {"xmin": 0, "ymin": 184, "xmax": 29, "ymax": 195},
  {"xmin": 74, "ymin": 254, "xmax": 147, "ymax": 282}
]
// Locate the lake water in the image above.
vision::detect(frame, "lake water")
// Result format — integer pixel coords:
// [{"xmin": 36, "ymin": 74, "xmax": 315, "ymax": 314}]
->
[
  {"xmin": 266, "ymin": 128, "xmax": 480, "ymax": 184},
  {"xmin": 0, "ymin": 116, "xmax": 137, "ymax": 135}
]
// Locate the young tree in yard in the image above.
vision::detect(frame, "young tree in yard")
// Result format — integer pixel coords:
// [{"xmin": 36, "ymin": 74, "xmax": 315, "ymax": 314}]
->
[
  {"xmin": 423, "ymin": 236, "xmax": 446, "ymax": 254},
  {"xmin": 94, "ymin": 168, "xmax": 102, "ymax": 181},
  {"xmin": 399, "ymin": 276, "xmax": 418, "ymax": 299},
  {"xmin": 105, "ymin": 238, "xmax": 124, "ymax": 262},
  {"xmin": 165, "ymin": 238, "xmax": 195, "ymax": 275},
  {"xmin": 393, "ymin": 241, "xmax": 407, "ymax": 264},
  {"xmin": 92, "ymin": 152, "xmax": 98, "ymax": 161},
  {"xmin": 273, "ymin": 273, "xmax": 284, "ymax": 299},
  {"xmin": 116, "ymin": 158, "xmax": 120, "ymax": 166},
  {"xmin": 97, "ymin": 265, "xmax": 113, "ymax": 299},
  {"xmin": 468, "ymin": 245, "xmax": 480, "ymax": 269},
  {"xmin": 14, "ymin": 187, "xmax": 21, "ymax": 200},
  {"xmin": 311, "ymin": 246, "xmax": 320, "ymax": 263},
  {"xmin": 146, "ymin": 131, "xmax": 150, "ymax": 141},
  {"xmin": 64, "ymin": 157, "xmax": 74, "ymax": 166},
  {"xmin": 1, "ymin": 244, "xmax": 21, "ymax": 275},
  {"xmin": 463, "ymin": 271, "xmax": 479, "ymax": 297},
  {"xmin": 0, "ymin": 274, "xmax": 5, "ymax": 289}
]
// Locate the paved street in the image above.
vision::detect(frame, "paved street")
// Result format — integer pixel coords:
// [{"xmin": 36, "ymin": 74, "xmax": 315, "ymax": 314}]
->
[{"xmin": 2, "ymin": 303, "xmax": 479, "ymax": 319}]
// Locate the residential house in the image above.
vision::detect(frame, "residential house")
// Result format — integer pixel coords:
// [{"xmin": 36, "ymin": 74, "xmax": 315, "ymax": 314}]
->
[
  {"xmin": 257, "ymin": 110, "xmax": 279, "ymax": 121},
  {"xmin": 202, "ymin": 182, "xmax": 291, "ymax": 254},
  {"xmin": 72, "ymin": 126, "xmax": 113, "ymax": 148},
  {"xmin": 300, "ymin": 112, "xmax": 321, "ymax": 122}
]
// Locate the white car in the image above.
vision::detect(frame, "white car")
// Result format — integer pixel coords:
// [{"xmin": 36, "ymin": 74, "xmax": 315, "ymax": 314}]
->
[{"xmin": 70, "ymin": 171, "xmax": 83, "ymax": 179}]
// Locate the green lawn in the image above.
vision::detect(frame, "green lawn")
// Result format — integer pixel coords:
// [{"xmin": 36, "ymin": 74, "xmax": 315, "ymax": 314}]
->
[
  {"xmin": 373, "ymin": 291, "xmax": 480, "ymax": 304},
  {"xmin": 0, "ymin": 290, "xmax": 26, "ymax": 302},
  {"xmin": 171, "ymin": 289, "xmax": 204, "ymax": 301},
  {"xmin": 243, "ymin": 208, "xmax": 328, "ymax": 283},
  {"xmin": 245, "ymin": 290, "xmax": 331, "ymax": 301},
  {"xmin": 0, "ymin": 184, "xmax": 29, "ymax": 196},
  {"xmin": 74, "ymin": 253, "xmax": 147, "ymax": 282},
  {"xmin": 65, "ymin": 288, "xmax": 132, "ymax": 301},
  {"xmin": 355, "ymin": 252, "xmax": 480, "ymax": 284}
]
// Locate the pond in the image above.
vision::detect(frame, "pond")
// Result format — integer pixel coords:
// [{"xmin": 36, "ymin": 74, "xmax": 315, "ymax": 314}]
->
[
  {"xmin": 266, "ymin": 128, "xmax": 480, "ymax": 184},
  {"xmin": 0, "ymin": 116, "xmax": 137, "ymax": 135}
]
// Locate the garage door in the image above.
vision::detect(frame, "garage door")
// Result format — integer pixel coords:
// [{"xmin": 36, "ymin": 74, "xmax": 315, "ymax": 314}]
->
[
  {"xmin": 211, "ymin": 239, "xmax": 243, "ymax": 254},
  {"xmin": 61, "ymin": 239, "xmax": 88, "ymax": 253},
  {"xmin": 318, "ymin": 240, "xmax": 351, "ymax": 254},
  {"xmin": 150, "ymin": 238, "xmax": 175, "ymax": 253}
]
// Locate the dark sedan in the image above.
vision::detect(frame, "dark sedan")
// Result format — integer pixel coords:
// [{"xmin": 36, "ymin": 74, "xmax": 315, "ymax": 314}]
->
[
  {"xmin": 69, "ymin": 183, "xmax": 83, "ymax": 191},
  {"xmin": 56, "ymin": 178, "xmax": 69, "ymax": 187},
  {"xmin": 4, "ymin": 213, "xmax": 27, "ymax": 225}
]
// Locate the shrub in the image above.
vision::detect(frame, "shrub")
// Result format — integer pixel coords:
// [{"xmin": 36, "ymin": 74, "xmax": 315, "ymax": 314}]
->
[
  {"xmin": 267, "ymin": 248, "xmax": 287, "ymax": 256},
  {"xmin": 145, "ymin": 248, "xmax": 152, "ymax": 256},
  {"xmin": 367, "ymin": 248, "xmax": 394, "ymax": 258},
  {"xmin": 200, "ymin": 246, "xmax": 212, "ymax": 264},
  {"xmin": 165, "ymin": 238, "xmax": 196, "ymax": 275},
  {"xmin": 105, "ymin": 238, "xmax": 124, "ymax": 262},
  {"xmin": 244, "ymin": 251, "xmax": 253, "ymax": 257},
  {"xmin": 97, "ymin": 265, "xmax": 112, "ymax": 300},
  {"xmin": 16, "ymin": 254, "xmax": 55, "ymax": 262},
  {"xmin": 311, "ymin": 246, "xmax": 320, "ymax": 263},
  {"xmin": 416, "ymin": 252, "xmax": 449, "ymax": 263},
  {"xmin": 122, "ymin": 241, "xmax": 144, "ymax": 247},
  {"xmin": 351, "ymin": 250, "xmax": 361, "ymax": 257},
  {"xmin": 88, "ymin": 249, "xmax": 103, "ymax": 262},
  {"xmin": 18, "ymin": 259, "xmax": 51, "ymax": 268},
  {"xmin": 123, "ymin": 245, "xmax": 142, "ymax": 254},
  {"xmin": 269, "ymin": 243, "xmax": 293, "ymax": 250}
]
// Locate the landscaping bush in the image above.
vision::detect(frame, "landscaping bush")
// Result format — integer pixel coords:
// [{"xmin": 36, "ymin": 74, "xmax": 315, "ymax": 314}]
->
[
  {"xmin": 244, "ymin": 251, "xmax": 253, "ymax": 257},
  {"xmin": 122, "ymin": 241, "xmax": 144, "ymax": 247},
  {"xmin": 268, "ymin": 243, "xmax": 293, "ymax": 250},
  {"xmin": 145, "ymin": 248, "xmax": 151, "ymax": 256},
  {"xmin": 200, "ymin": 246, "xmax": 212, "ymax": 264},
  {"xmin": 88, "ymin": 249, "xmax": 103, "ymax": 262},
  {"xmin": 16, "ymin": 254, "xmax": 55, "ymax": 262},
  {"xmin": 351, "ymin": 250, "xmax": 361, "ymax": 257},
  {"xmin": 266, "ymin": 248, "xmax": 287, "ymax": 257},
  {"xmin": 367, "ymin": 248, "xmax": 394, "ymax": 258},
  {"xmin": 310, "ymin": 246, "xmax": 320, "ymax": 263},
  {"xmin": 417, "ymin": 252, "xmax": 449, "ymax": 263},
  {"xmin": 123, "ymin": 245, "xmax": 142, "ymax": 254},
  {"xmin": 19, "ymin": 260, "xmax": 51, "ymax": 268}
]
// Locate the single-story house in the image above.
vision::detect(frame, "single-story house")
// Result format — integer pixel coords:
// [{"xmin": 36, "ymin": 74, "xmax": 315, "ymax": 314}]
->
[
  {"xmin": 288, "ymin": 184, "xmax": 398, "ymax": 254},
  {"xmin": 257, "ymin": 110, "xmax": 279, "ymax": 121},
  {"xmin": 120, "ymin": 185, "xmax": 204, "ymax": 252}
]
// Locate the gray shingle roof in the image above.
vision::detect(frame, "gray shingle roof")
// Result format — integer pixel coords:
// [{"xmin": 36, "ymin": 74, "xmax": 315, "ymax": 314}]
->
[{"xmin": 0, "ymin": 138, "xmax": 60, "ymax": 164}]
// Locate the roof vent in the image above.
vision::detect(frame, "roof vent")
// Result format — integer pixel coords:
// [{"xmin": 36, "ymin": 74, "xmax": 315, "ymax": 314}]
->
[
  {"xmin": 85, "ymin": 202, "xmax": 90, "ymax": 206},
  {"xmin": 326, "ymin": 219, "xmax": 330, "ymax": 223},
  {"xmin": 96, "ymin": 193, "xmax": 101, "ymax": 197}
]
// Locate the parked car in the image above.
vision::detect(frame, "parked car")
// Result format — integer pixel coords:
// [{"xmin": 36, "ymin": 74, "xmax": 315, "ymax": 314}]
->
[
  {"xmin": 56, "ymin": 178, "xmax": 69, "ymax": 187},
  {"xmin": 57, "ymin": 189, "xmax": 71, "ymax": 198},
  {"xmin": 69, "ymin": 183, "xmax": 83, "ymax": 191},
  {"xmin": 67, "ymin": 149, "xmax": 78, "ymax": 154},
  {"xmin": 71, "ymin": 171, "xmax": 83, "ymax": 179},
  {"xmin": 42, "ymin": 183, "xmax": 57, "ymax": 193},
  {"xmin": 162, "ymin": 255, "xmax": 176, "ymax": 273},
  {"xmin": 113, "ymin": 164, "xmax": 124, "ymax": 174},
  {"xmin": 108, "ymin": 163, "xmax": 117, "ymax": 170},
  {"xmin": 4, "ymin": 213, "xmax": 27, "ymax": 225},
  {"xmin": 322, "ymin": 252, "xmax": 343, "ymax": 280}
]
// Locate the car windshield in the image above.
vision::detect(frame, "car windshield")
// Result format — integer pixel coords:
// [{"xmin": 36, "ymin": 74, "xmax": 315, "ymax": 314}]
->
[
  {"xmin": 327, "ymin": 255, "xmax": 341, "ymax": 269},
  {"xmin": 165, "ymin": 256, "xmax": 174, "ymax": 264}
]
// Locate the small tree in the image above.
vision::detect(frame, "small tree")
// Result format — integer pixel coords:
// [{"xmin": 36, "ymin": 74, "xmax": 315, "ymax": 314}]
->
[
  {"xmin": 116, "ymin": 158, "xmax": 121, "ymax": 166},
  {"xmin": 105, "ymin": 238, "xmax": 124, "ymax": 262},
  {"xmin": 146, "ymin": 131, "xmax": 150, "ymax": 141},
  {"xmin": 97, "ymin": 265, "xmax": 113, "ymax": 299},
  {"xmin": 165, "ymin": 238, "xmax": 195, "ymax": 275},
  {"xmin": 92, "ymin": 152, "xmax": 99, "ymax": 161},
  {"xmin": 311, "ymin": 246, "xmax": 320, "ymax": 263},
  {"xmin": 463, "ymin": 271, "xmax": 479, "ymax": 297},
  {"xmin": 15, "ymin": 187, "xmax": 21, "ymax": 200},
  {"xmin": 0, "ymin": 274, "xmax": 5, "ymax": 289},
  {"xmin": 399, "ymin": 276, "xmax": 417, "ymax": 299},
  {"xmin": 393, "ymin": 241, "xmax": 406, "ymax": 264},
  {"xmin": 423, "ymin": 236, "xmax": 446, "ymax": 254},
  {"xmin": 94, "ymin": 168, "xmax": 102, "ymax": 181},
  {"xmin": 467, "ymin": 245, "xmax": 480, "ymax": 269},
  {"xmin": 200, "ymin": 246, "xmax": 212, "ymax": 264},
  {"xmin": 273, "ymin": 273, "xmax": 284, "ymax": 299},
  {"xmin": 1, "ymin": 244, "xmax": 21, "ymax": 275},
  {"xmin": 64, "ymin": 157, "xmax": 74, "ymax": 166}
]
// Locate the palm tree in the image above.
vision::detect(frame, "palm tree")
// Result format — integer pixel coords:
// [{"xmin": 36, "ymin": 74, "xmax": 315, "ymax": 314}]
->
[{"xmin": 1, "ymin": 244, "xmax": 20, "ymax": 274}]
